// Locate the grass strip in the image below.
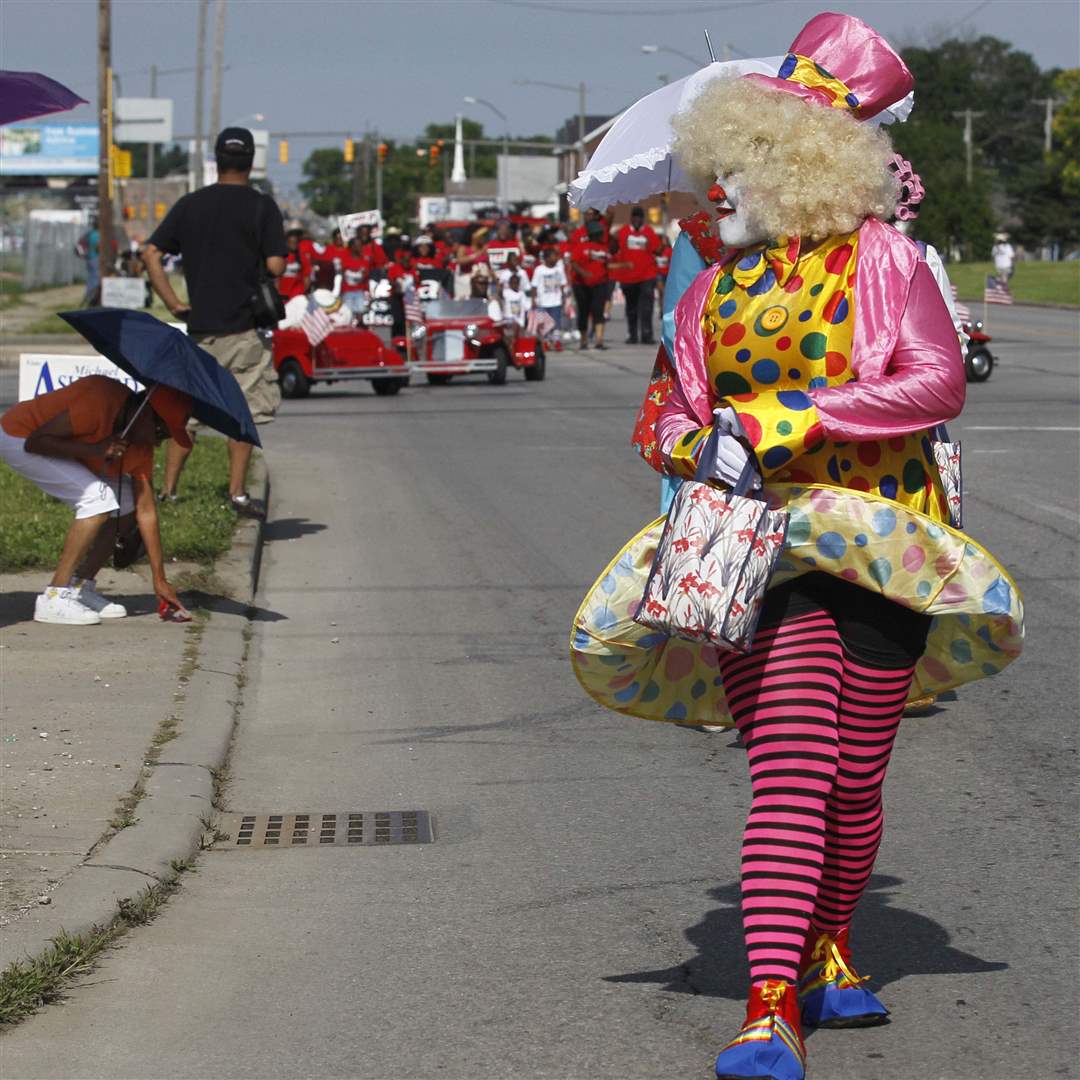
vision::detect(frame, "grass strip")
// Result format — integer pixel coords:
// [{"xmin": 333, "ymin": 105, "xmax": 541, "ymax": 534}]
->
[
  {"xmin": 0, "ymin": 871, "xmax": 185, "ymax": 1026},
  {"xmin": 0, "ymin": 437, "xmax": 238, "ymax": 572},
  {"xmin": 947, "ymin": 260, "xmax": 1079, "ymax": 308}
]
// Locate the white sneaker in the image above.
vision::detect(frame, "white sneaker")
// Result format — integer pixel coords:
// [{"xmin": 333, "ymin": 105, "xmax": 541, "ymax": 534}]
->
[
  {"xmin": 34, "ymin": 587, "xmax": 101, "ymax": 626},
  {"xmin": 72, "ymin": 578, "xmax": 127, "ymax": 618}
]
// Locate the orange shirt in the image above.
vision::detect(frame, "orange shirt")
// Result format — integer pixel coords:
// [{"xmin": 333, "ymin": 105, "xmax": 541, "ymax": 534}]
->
[{"xmin": 1, "ymin": 375, "xmax": 154, "ymax": 479}]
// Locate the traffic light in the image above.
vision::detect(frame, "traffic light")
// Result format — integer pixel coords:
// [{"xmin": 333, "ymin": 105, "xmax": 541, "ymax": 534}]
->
[
  {"xmin": 111, "ymin": 146, "xmax": 132, "ymax": 178},
  {"xmin": 278, "ymin": 140, "xmax": 289, "ymax": 164},
  {"xmin": 377, "ymin": 143, "xmax": 388, "ymax": 164},
  {"xmin": 415, "ymin": 146, "xmax": 427, "ymax": 159},
  {"xmin": 344, "ymin": 137, "xmax": 355, "ymax": 163},
  {"xmin": 430, "ymin": 141, "xmax": 441, "ymax": 165}
]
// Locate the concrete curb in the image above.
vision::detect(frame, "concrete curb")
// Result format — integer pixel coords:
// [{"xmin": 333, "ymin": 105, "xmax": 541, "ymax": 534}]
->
[{"xmin": 0, "ymin": 457, "xmax": 270, "ymax": 968}]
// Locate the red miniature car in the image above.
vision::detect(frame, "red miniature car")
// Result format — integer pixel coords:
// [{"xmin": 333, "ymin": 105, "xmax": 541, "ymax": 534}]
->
[
  {"xmin": 273, "ymin": 324, "xmax": 410, "ymax": 398},
  {"xmin": 399, "ymin": 298, "xmax": 546, "ymax": 386}
]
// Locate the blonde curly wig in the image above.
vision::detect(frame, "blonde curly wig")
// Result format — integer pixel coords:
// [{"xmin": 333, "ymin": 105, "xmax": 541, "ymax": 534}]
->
[{"xmin": 672, "ymin": 77, "xmax": 900, "ymax": 241}]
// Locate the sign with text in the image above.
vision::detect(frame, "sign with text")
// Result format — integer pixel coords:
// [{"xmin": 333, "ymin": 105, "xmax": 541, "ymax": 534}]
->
[
  {"xmin": 101, "ymin": 276, "xmax": 149, "ymax": 309},
  {"xmin": 0, "ymin": 124, "xmax": 98, "ymax": 176},
  {"xmin": 18, "ymin": 353, "xmax": 143, "ymax": 403},
  {"xmin": 338, "ymin": 210, "xmax": 383, "ymax": 242}
]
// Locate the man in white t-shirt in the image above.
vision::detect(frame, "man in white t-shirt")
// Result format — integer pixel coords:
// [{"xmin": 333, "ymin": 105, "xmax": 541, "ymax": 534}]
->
[{"xmin": 529, "ymin": 247, "xmax": 569, "ymax": 349}]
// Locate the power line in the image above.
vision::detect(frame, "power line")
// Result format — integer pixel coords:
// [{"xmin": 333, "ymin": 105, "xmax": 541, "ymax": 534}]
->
[
  {"xmin": 495, "ymin": 0, "xmax": 777, "ymax": 15},
  {"xmin": 940, "ymin": 0, "xmax": 993, "ymax": 36}
]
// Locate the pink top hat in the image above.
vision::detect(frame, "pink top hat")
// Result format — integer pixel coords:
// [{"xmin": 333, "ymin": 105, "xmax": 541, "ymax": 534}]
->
[{"xmin": 744, "ymin": 11, "xmax": 913, "ymax": 121}]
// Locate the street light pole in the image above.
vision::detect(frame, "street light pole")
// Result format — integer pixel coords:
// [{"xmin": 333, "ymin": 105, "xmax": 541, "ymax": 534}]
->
[
  {"xmin": 209, "ymin": 0, "xmax": 227, "ymax": 140},
  {"xmin": 192, "ymin": 0, "xmax": 208, "ymax": 189},
  {"xmin": 464, "ymin": 96, "xmax": 510, "ymax": 211},
  {"xmin": 97, "ymin": 0, "xmax": 112, "ymax": 293},
  {"xmin": 148, "ymin": 64, "xmax": 157, "ymax": 228}
]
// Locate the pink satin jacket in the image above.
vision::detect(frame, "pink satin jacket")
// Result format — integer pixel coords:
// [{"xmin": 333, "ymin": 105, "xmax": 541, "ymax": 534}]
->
[{"xmin": 656, "ymin": 218, "xmax": 966, "ymax": 460}]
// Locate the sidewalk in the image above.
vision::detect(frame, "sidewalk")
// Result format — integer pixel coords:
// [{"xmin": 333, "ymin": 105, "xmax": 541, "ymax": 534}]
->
[
  {"xmin": 0, "ymin": 459, "xmax": 269, "ymax": 975},
  {"xmin": 0, "ymin": 566, "xmax": 196, "ymax": 923}
]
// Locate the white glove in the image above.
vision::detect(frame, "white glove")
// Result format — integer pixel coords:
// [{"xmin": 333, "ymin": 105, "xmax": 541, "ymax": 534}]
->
[{"xmin": 707, "ymin": 406, "xmax": 762, "ymax": 490}]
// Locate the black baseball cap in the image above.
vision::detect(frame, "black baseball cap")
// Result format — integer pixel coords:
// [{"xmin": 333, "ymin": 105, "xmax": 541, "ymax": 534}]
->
[{"xmin": 214, "ymin": 127, "xmax": 255, "ymax": 157}]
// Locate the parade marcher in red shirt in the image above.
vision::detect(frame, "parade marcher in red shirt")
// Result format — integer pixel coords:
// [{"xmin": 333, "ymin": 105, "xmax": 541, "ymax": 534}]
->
[
  {"xmin": 568, "ymin": 218, "xmax": 610, "ymax": 350},
  {"xmin": 570, "ymin": 207, "xmax": 609, "ymax": 245},
  {"xmin": 484, "ymin": 218, "xmax": 524, "ymax": 273},
  {"xmin": 338, "ymin": 234, "xmax": 370, "ymax": 299},
  {"xmin": 519, "ymin": 223, "xmax": 541, "ymax": 272},
  {"xmin": 612, "ymin": 205, "xmax": 660, "ymax": 345},
  {"xmin": 306, "ymin": 231, "xmax": 340, "ymax": 292},
  {"xmin": 386, "ymin": 248, "xmax": 418, "ymax": 337},
  {"xmin": 277, "ymin": 224, "xmax": 308, "ymax": 300},
  {"xmin": 413, "ymin": 235, "xmax": 444, "ymax": 272},
  {"xmin": 428, "ymin": 225, "xmax": 452, "ymax": 267},
  {"xmin": 354, "ymin": 224, "xmax": 387, "ymax": 272}
]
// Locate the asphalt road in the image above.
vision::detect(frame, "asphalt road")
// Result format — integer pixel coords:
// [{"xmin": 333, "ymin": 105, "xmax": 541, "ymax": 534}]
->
[{"xmin": 3, "ymin": 305, "xmax": 1078, "ymax": 1079}]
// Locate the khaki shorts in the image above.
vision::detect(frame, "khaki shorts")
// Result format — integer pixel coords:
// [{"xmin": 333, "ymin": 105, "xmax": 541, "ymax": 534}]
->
[{"xmin": 192, "ymin": 328, "xmax": 280, "ymax": 426}]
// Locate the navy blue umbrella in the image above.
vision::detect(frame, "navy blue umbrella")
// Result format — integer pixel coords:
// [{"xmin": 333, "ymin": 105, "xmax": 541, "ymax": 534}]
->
[{"xmin": 59, "ymin": 309, "xmax": 261, "ymax": 446}]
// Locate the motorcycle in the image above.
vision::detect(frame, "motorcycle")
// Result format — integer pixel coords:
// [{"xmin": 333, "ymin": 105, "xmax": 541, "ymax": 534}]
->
[{"xmin": 962, "ymin": 321, "xmax": 995, "ymax": 383}]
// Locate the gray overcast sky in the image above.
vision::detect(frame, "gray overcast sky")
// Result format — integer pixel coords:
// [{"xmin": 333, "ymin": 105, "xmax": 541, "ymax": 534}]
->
[{"xmin": 2, "ymin": 0, "xmax": 1078, "ymax": 195}]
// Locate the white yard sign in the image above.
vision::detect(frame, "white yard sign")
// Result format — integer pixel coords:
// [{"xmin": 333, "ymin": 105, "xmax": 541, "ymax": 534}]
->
[
  {"xmin": 101, "ymin": 276, "xmax": 149, "ymax": 309},
  {"xmin": 18, "ymin": 353, "xmax": 143, "ymax": 402}
]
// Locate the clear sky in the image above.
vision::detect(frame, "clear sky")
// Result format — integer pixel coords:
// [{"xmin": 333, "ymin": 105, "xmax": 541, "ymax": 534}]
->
[{"xmin": 3, "ymin": 0, "xmax": 1078, "ymax": 196}]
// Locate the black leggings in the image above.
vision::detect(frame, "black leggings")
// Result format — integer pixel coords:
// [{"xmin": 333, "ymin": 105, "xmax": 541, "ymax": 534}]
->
[
  {"xmin": 758, "ymin": 572, "xmax": 932, "ymax": 669},
  {"xmin": 573, "ymin": 283, "xmax": 607, "ymax": 333}
]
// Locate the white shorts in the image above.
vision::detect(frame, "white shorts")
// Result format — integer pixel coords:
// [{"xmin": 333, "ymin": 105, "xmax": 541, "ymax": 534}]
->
[{"xmin": 0, "ymin": 428, "xmax": 135, "ymax": 519}]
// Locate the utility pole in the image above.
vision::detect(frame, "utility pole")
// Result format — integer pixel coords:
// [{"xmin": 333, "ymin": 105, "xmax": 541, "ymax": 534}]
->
[
  {"xmin": 577, "ymin": 81, "xmax": 586, "ymax": 174},
  {"xmin": 97, "ymin": 0, "xmax": 112, "ymax": 292},
  {"xmin": 1032, "ymin": 97, "xmax": 1055, "ymax": 154},
  {"xmin": 375, "ymin": 136, "xmax": 384, "ymax": 219},
  {"xmin": 209, "ymin": 0, "xmax": 226, "ymax": 141},
  {"xmin": 953, "ymin": 108, "xmax": 985, "ymax": 186},
  {"xmin": 147, "ymin": 64, "xmax": 157, "ymax": 228},
  {"xmin": 192, "ymin": 0, "xmax": 208, "ymax": 189}
]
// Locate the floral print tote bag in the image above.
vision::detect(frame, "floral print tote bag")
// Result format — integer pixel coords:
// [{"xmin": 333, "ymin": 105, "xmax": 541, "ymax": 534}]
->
[{"xmin": 634, "ymin": 436, "xmax": 789, "ymax": 655}]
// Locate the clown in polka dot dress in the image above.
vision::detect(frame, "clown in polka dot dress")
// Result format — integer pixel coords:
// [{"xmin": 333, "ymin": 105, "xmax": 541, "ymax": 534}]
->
[
  {"xmin": 670, "ymin": 231, "xmax": 949, "ymax": 522},
  {"xmin": 571, "ymin": 225, "xmax": 1023, "ymax": 731}
]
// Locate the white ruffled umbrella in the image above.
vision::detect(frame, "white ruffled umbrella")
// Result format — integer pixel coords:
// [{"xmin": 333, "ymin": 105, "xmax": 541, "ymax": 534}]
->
[{"xmin": 570, "ymin": 57, "xmax": 914, "ymax": 211}]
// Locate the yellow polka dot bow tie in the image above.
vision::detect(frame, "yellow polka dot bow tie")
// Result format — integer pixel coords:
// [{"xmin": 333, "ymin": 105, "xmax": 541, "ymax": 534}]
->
[{"xmin": 731, "ymin": 236, "xmax": 802, "ymax": 292}]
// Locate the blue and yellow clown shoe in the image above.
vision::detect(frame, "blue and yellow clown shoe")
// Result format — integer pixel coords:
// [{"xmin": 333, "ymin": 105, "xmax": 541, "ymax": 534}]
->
[
  {"xmin": 798, "ymin": 928, "xmax": 889, "ymax": 1028},
  {"xmin": 715, "ymin": 980, "xmax": 806, "ymax": 1080}
]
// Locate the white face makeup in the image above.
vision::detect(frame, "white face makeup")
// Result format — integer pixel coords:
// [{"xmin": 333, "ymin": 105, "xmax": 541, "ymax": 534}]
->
[{"xmin": 712, "ymin": 175, "xmax": 767, "ymax": 247}]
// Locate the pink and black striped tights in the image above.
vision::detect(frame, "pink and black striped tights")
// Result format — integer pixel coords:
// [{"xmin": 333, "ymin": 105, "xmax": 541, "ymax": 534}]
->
[{"xmin": 718, "ymin": 608, "xmax": 916, "ymax": 986}]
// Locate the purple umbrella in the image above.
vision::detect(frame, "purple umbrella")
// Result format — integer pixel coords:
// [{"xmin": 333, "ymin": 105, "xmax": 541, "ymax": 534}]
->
[{"xmin": 0, "ymin": 70, "xmax": 87, "ymax": 126}]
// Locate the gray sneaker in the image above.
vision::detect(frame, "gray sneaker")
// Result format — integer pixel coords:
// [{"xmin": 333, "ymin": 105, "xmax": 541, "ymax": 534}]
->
[{"xmin": 72, "ymin": 578, "xmax": 127, "ymax": 618}]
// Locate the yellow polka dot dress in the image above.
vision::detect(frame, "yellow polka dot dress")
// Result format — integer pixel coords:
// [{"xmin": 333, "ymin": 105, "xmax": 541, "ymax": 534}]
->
[{"xmin": 570, "ymin": 233, "xmax": 1024, "ymax": 727}]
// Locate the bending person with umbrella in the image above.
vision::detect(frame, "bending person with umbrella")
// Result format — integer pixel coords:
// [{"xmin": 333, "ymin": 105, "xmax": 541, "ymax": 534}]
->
[{"xmin": 0, "ymin": 375, "xmax": 191, "ymax": 625}]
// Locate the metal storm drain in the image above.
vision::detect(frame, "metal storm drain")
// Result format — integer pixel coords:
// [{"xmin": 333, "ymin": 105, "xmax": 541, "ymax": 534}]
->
[{"xmin": 219, "ymin": 811, "xmax": 434, "ymax": 849}]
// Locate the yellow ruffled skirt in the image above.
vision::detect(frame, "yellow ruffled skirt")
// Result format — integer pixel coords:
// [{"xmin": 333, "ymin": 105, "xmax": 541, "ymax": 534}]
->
[{"xmin": 570, "ymin": 483, "xmax": 1024, "ymax": 727}]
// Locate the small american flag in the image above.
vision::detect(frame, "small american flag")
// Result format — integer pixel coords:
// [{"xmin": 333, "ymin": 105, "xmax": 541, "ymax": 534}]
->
[
  {"xmin": 403, "ymin": 286, "xmax": 423, "ymax": 325},
  {"xmin": 950, "ymin": 284, "xmax": 973, "ymax": 324},
  {"xmin": 525, "ymin": 307, "xmax": 556, "ymax": 338},
  {"xmin": 984, "ymin": 274, "xmax": 1013, "ymax": 306},
  {"xmin": 301, "ymin": 297, "xmax": 333, "ymax": 346}
]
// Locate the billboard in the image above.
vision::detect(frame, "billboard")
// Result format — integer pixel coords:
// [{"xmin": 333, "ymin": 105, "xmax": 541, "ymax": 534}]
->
[{"xmin": 0, "ymin": 124, "xmax": 99, "ymax": 176}]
